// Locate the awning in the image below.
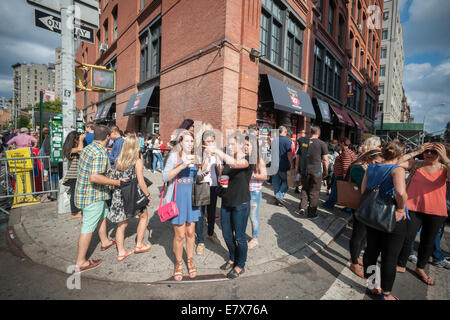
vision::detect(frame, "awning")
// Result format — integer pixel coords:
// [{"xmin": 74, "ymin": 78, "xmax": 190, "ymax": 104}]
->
[
  {"xmin": 123, "ymin": 86, "xmax": 156, "ymax": 116},
  {"xmin": 97, "ymin": 102, "xmax": 114, "ymax": 121},
  {"xmin": 349, "ymin": 114, "xmax": 368, "ymax": 131},
  {"xmin": 312, "ymin": 98, "xmax": 332, "ymax": 123},
  {"xmin": 263, "ymin": 74, "xmax": 316, "ymax": 118},
  {"xmin": 329, "ymin": 105, "xmax": 354, "ymax": 127},
  {"xmin": 93, "ymin": 106, "xmax": 105, "ymax": 122}
]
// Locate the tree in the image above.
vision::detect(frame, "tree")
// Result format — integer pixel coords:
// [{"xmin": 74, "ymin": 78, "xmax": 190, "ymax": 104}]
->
[
  {"xmin": 28, "ymin": 99, "xmax": 62, "ymax": 114},
  {"xmin": 18, "ymin": 115, "xmax": 30, "ymax": 129}
]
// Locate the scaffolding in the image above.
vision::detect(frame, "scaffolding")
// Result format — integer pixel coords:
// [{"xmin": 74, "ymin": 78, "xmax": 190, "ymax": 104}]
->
[{"xmin": 376, "ymin": 123, "xmax": 425, "ymax": 148}]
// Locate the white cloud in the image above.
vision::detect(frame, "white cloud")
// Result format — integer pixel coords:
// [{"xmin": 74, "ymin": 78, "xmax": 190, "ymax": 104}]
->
[
  {"xmin": 0, "ymin": 79, "xmax": 12, "ymax": 94},
  {"xmin": 404, "ymin": 60, "xmax": 450, "ymax": 133},
  {"xmin": 403, "ymin": 0, "xmax": 450, "ymax": 56}
]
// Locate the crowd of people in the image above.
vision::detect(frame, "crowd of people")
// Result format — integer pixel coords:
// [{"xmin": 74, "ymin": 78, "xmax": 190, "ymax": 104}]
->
[{"xmin": 3, "ymin": 119, "xmax": 448, "ymax": 298}]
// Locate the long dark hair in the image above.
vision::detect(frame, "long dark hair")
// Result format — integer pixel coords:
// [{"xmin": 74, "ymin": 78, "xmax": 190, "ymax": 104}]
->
[{"xmin": 62, "ymin": 131, "xmax": 81, "ymax": 160}]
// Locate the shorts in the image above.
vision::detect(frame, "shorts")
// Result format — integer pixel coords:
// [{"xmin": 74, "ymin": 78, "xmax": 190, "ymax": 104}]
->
[{"xmin": 81, "ymin": 201, "xmax": 109, "ymax": 234}]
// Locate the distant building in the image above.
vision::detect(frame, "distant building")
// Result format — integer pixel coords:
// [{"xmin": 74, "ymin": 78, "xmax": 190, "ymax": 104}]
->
[
  {"xmin": 12, "ymin": 62, "xmax": 56, "ymax": 127},
  {"xmin": 400, "ymin": 87, "xmax": 412, "ymax": 123},
  {"xmin": 378, "ymin": 0, "xmax": 405, "ymax": 124},
  {"xmin": 445, "ymin": 122, "xmax": 450, "ymax": 143}
]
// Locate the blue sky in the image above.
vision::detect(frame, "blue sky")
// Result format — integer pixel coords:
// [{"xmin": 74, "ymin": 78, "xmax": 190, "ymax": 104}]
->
[{"xmin": 399, "ymin": 0, "xmax": 450, "ymax": 134}]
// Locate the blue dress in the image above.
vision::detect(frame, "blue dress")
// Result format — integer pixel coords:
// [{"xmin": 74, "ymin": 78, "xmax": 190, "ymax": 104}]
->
[{"xmin": 170, "ymin": 165, "xmax": 201, "ymax": 225}]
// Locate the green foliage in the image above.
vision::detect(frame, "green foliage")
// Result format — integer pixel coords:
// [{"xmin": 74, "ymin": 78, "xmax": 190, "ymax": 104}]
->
[
  {"xmin": 18, "ymin": 115, "xmax": 30, "ymax": 129},
  {"xmin": 28, "ymin": 99, "xmax": 62, "ymax": 114}
]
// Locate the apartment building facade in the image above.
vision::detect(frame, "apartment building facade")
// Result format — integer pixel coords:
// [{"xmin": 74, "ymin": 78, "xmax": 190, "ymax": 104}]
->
[
  {"xmin": 77, "ymin": 0, "xmax": 382, "ymax": 143},
  {"xmin": 12, "ymin": 63, "xmax": 56, "ymax": 115},
  {"xmin": 377, "ymin": 0, "xmax": 404, "ymax": 124}
]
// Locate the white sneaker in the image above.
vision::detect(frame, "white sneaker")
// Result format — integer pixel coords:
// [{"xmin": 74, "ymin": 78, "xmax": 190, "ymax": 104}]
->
[
  {"xmin": 196, "ymin": 243, "xmax": 205, "ymax": 255},
  {"xmin": 408, "ymin": 255, "xmax": 418, "ymax": 264}
]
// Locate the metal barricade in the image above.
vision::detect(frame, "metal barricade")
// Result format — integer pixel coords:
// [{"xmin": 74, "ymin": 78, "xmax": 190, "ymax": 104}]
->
[{"xmin": 0, "ymin": 153, "xmax": 60, "ymax": 213}]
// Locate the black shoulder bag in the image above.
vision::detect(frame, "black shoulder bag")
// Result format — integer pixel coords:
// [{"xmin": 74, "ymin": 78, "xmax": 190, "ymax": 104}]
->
[{"xmin": 354, "ymin": 167, "xmax": 398, "ymax": 233}]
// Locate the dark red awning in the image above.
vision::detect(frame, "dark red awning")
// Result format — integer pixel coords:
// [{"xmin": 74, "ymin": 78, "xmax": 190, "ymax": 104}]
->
[{"xmin": 329, "ymin": 105, "xmax": 354, "ymax": 127}]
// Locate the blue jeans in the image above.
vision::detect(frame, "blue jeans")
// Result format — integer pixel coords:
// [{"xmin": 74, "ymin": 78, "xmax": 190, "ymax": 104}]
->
[
  {"xmin": 249, "ymin": 190, "xmax": 262, "ymax": 238},
  {"xmin": 152, "ymin": 153, "xmax": 163, "ymax": 171},
  {"xmin": 221, "ymin": 202, "xmax": 250, "ymax": 269},
  {"xmin": 323, "ymin": 176, "xmax": 343, "ymax": 209},
  {"xmin": 272, "ymin": 171, "xmax": 288, "ymax": 200},
  {"xmin": 432, "ymin": 224, "xmax": 445, "ymax": 261}
]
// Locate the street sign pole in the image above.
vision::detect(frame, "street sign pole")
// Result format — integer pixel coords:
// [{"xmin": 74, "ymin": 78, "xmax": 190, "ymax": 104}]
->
[
  {"xmin": 39, "ymin": 90, "xmax": 44, "ymax": 145},
  {"xmin": 58, "ymin": 0, "xmax": 76, "ymax": 214}
]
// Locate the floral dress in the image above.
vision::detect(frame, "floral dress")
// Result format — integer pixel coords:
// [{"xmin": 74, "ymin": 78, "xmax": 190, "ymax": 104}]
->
[{"xmin": 108, "ymin": 165, "xmax": 145, "ymax": 223}]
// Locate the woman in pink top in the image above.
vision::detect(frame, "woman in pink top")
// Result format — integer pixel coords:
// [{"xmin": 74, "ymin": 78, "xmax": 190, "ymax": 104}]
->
[{"xmin": 396, "ymin": 143, "xmax": 450, "ymax": 285}]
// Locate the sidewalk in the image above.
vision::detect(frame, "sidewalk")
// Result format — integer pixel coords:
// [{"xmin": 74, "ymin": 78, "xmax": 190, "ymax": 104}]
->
[{"xmin": 7, "ymin": 172, "xmax": 351, "ymax": 283}]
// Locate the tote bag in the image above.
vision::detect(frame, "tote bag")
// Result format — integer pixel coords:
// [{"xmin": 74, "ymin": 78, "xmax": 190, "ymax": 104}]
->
[
  {"xmin": 354, "ymin": 167, "xmax": 397, "ymax": 233},
  {"xmin": 337, "ymin": 166, "xmax": 363, "ymax": 210}
]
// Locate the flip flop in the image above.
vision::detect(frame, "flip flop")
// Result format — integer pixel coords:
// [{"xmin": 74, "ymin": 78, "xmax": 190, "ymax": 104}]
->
[
  {"xmin": 117, "ymin": 250, "xmax": 135, "ymax": 262},
  {"xmin": 416, "ymin": 272, "xmax": 435, "ymax": 286},
  {"xmin": 101, "ymin": 239, "xmax": 116, "ymax": 251},
  {"xmin": 77, "ymin": 259, "xmax": 102, "ymax": 273},
  {"xmin": 134, "ymin": 244, "xmax": 152, "ymax": 254}
]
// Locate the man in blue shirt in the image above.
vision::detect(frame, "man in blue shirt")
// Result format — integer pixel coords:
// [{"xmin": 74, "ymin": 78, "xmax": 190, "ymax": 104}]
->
[
  {"xmin": 83, "ymin": 123, "xmax": 95, "ymax": 146},
  {"xmin": 108, "ymin": 126, "xmax": 125, "ymax": 169},
  {"xmin": 272, "ymin": 126, "xmax": 294, "ymax": 206}
]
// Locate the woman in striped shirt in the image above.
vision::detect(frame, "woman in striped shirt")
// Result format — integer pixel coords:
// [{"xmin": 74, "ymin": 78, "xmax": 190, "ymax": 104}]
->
[{"xmin": 245, "ymin": 136, "xmax": 267, "ymax": 249}]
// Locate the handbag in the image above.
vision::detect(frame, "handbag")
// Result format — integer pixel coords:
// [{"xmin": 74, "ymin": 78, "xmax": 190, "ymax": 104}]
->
[
  {"xmin": 192, "ymin": 181, "xmax": 210, "ymax": 206},
  {"xmin": 120, "ymin": 178, "xmax": 149, "ymax": 216},
  {"xmin": 354, "ymin": 167, "xmax": 398, "ymax": 233},
  {"xmin": 337, "ymin": 165, "xmax": 363, "ymax": 210},
  {"xmin": 157, "ymin": 158, "xmax": 180, "ymax": 222}
]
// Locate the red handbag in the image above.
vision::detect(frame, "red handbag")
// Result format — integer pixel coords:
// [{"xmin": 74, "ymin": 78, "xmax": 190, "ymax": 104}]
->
[{"xmin": 157, "ymin": 159, "xmax": 180, "ymax": 222}]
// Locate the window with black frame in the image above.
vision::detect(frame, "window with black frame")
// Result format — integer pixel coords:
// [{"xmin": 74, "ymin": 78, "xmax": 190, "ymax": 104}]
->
[
  {"xmin": 286, "ymin": 16, "xmax": 304, "ymax": 77},
  {"xmin": 313, "ymin": 41, "xmax": 342, "ymax": 101},
  {"xmin": 140, "ymin": 19, "xmax": 161, "ymax": 82},
  {"xmin": 260, "ymin": 0, "xmax": 284, "ymax": 67}
]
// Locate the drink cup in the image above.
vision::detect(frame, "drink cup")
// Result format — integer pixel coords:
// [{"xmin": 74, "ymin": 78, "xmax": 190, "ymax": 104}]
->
[
  {"xmin": 187, "ymin": 155, "xmax": 195, "ymax": 167},
  {"xmin": 221, "ymin": 175, "xmax": 229, "ymax": 188}
]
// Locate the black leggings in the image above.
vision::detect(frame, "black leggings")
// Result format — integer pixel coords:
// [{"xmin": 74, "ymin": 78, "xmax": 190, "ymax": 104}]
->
[
  {"xmin": 68, "ymin": 179, "xmax": 80, "ymax": 215},
  {"xmin": 349, "ymin": 212, "xmax": 367, "ymax": 264},
  {"xmin": 397, "ymin": 211, "xmax": 447, "ymax": 269},
  {"xmin": 363, "ymin": 219, "xmax": 407, "ymax": 292}
]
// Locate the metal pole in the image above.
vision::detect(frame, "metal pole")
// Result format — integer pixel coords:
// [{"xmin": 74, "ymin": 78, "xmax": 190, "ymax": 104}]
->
[
  {"xmin": 58, "ymin": 0, "xmax": 76, "ymax": 214},
  {"xmin": 39, "ymin": 90, "xmax": 43, "ymax": 146}
]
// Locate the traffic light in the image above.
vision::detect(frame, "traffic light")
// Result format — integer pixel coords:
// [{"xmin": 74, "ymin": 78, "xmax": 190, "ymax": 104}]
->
[{"xmin": 91, "ymin": 66, "xmax": 116, "ymax": 91}]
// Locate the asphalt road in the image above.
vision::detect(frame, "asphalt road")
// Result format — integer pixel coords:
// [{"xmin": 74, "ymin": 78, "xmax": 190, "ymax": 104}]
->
[{"xmin": 0, "ymin": 220, "xmax": 448, "ymax": 301}]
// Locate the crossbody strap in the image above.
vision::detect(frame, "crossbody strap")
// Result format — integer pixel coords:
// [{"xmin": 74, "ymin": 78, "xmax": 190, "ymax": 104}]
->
[{"xmin": 159, "ymin": 155, "xmax": 179, "ymax": 207}]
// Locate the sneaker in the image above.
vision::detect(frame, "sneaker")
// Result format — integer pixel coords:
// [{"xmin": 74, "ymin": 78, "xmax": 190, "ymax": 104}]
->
[
  {"xmin": 196, "ymin": 243, "xmax": 205, "ymax": 255},
  {"xmin": 248, "ymin": 238, "xmax": 258, "ymax": 249},
  {"xmin": 276, "ymin": 197, "xmax": 287, "ymax": 207},
  {"xmin": 207, "ymin": 234, "xmax": 221, "ymax": 245},
  {"xmin": 432, "ymin": 259, "xmax": 450, "ymax": 269},
  {"xmin": 408, "ymin": 255, "xmax": 418, "ymax": 264},
  {"xmin": 306, "ymin": 212, "xmax": 319, "ymax": 220}
]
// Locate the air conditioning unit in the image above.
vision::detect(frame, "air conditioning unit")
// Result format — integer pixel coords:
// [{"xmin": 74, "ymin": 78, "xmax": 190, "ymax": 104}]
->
[
  {"xmin": 112, "ymin": 112, "xmax": 116, "ymax": 120},
  {"xmin": 358, "ymin": 24, "xmax": 363, "ymax": 31},
  {"xmin": 99, "ymin": 43, "xmax": 108, "ymax": 52}
]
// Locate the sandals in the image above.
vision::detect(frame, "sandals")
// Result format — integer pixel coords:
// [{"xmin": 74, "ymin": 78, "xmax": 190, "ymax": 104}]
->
[
  {"xmin": 382, "ymin": 293, "xmax": 399, "ymax": 300},
  {"xmin": 220, "ymin": 261, "xmax": 234, "ymax": 271},
  {"xmin": 101, "ymin": 239, "xmax": 116, "ymax": 251},
  {"xmin": 349, "ymin": 264, "xmax": 365, "ymax": 278},
  {"xmin": 174, "ymin": 260, "xmax": 183, "ymax": 281},
  {"xmin": 117, "ymin": 249, "xmax": 135, "ymax": 262},
  {"xmin": 227, "ymin": 267, "xmax": 245, "ymax": 279},
  {"xmin": 187, "ymin": 258, "xmax": 197, "ymax": 279},
  {"xmin": 415, "ymin": 271, "xmax": 435, "ymax": 286},
  {"xmin": 134, "ymin": 244, "xmax": 152, "ymax": 254}
]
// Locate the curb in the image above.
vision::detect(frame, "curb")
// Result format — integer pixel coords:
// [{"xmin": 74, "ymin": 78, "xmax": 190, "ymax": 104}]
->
[{"xmin": 6, "ymin": 195, "xmax": 352, "ymax": 284}]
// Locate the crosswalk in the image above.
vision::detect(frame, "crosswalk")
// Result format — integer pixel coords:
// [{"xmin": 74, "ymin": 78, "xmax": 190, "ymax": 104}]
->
[{"xmin": 320, "ymin": 261, "xmax": 368, "ymax": 300}]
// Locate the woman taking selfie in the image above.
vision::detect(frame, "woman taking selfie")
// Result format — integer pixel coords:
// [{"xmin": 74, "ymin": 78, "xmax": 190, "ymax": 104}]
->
[
  {"xmin": 396, "ymin": 142, "xmax": 450, "ymax": 285},
  {"xmin": 108, "ymin": 136, "xmax": 152, "ymax": 261},
  {"xmin": 206, "ymin": 134, "xmax": 253, "ymax": 279},
  {"xmin": 162, "ymin": 131, "xmax": 200, "ymax": 281}
]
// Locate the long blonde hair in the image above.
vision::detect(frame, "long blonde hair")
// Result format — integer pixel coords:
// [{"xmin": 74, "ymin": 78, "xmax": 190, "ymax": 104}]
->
[{"xmin": 115, "ymin": 136, "xmax": 140, "ymax": 171}]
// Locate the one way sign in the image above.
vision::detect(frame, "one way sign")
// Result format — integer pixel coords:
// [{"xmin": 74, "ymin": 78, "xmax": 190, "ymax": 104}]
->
[{"xmin": 34, "ymin": 9, "xmax": 95, "ymax": 44}]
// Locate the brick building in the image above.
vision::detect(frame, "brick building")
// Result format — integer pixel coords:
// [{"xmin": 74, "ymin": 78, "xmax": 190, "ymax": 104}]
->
[{"xmin": 76, "ymin": 0, "xmax": 382, "ymax": 144}]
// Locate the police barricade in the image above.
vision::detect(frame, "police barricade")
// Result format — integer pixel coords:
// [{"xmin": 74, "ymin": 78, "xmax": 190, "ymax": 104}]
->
[{"xmin": 0, "ymin": 148, "xmax": 59, "ymax": 210}]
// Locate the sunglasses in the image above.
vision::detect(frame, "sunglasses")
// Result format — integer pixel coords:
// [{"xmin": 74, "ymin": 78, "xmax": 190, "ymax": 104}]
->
[{"xmin": 424, "ymin": 149, "xmax": 438, "ymax": 155}]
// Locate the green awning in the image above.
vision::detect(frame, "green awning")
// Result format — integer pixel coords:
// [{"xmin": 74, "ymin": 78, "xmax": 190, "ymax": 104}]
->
[{"xmin": 376, "ymin": 123, "xmax": 424, "ymax": 131}]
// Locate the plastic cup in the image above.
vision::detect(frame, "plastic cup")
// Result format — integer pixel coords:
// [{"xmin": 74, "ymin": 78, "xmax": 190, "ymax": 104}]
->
[
  {"xmin": 221, "ymin": 175, "xmax": 229, "ymax": 188},
  {"xmin": 187, "ymin": 155, "xmax": 195, "ymax": 167}
]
